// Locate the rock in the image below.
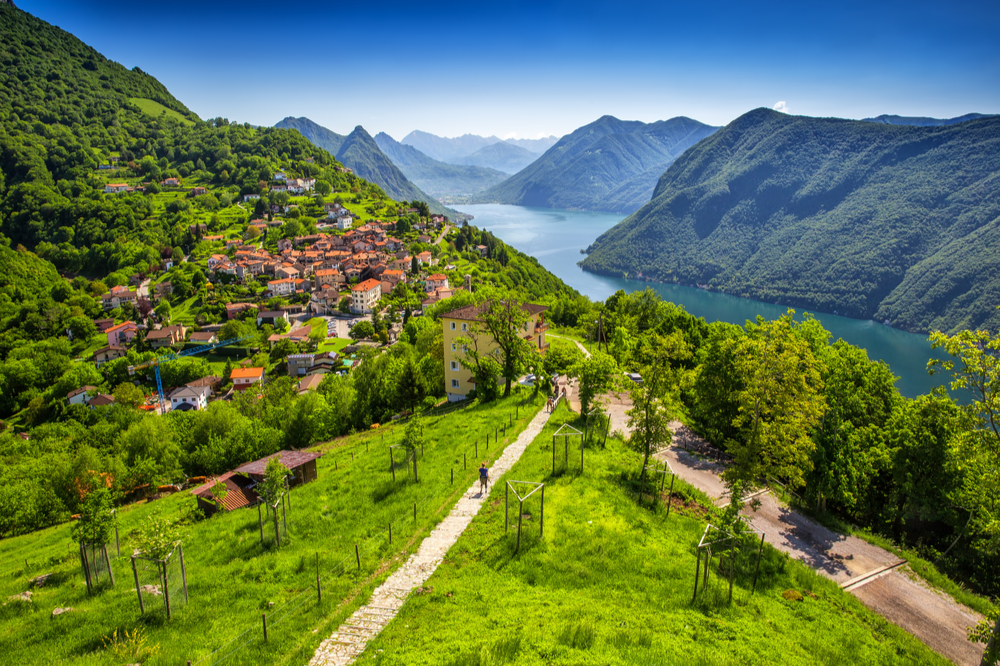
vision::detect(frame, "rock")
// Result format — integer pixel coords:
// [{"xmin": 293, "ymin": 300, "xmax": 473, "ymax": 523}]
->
[
  {"xmin": 781, "ymin": 589, "xmax": 804, "ymax": 602},
  {"xmin": 7, "ymin": 591, "xmax": 31, "ymax": 603},
  {"xmin": 29, "ymin": 573, "xmax": 52, "ymax": 588},
  {"xmin": 52, "ymin": 606, "xmax": 73, "ymax": 616},
  {"xmin": 138, "ymin": 584, "xmax": 161, "ymax": 596}
]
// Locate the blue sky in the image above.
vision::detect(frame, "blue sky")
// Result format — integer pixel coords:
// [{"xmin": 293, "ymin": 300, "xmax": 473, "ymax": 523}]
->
[{"xmin": 19, "ymin": 0, "xmax": 1000, "ymax": 139}]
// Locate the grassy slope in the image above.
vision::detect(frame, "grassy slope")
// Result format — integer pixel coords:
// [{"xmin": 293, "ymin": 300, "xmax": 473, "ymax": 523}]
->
[
  {"xmin": 356, "ymin": 406, "xmax": 943, "ymax": 666},
  {"xmin": 129, "ymin": 98, "xmax": 195, "ymax": 125},
  {"xmin": 0, "ymin": 393, "xmax": 544, "ymax": 666}
]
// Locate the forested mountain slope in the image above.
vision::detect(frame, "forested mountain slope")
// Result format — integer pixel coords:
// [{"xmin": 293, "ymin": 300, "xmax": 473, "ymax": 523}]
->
[
  {"xmin": 862, "ymin": 113, "xmax": 995, "ymax": 127},
  {"xmin": 373, "ymin": 132, "xmax": 508, "ymax": 196},
  {"xmin": 581, "ymin": 108, "xmax": 1000, "ymax": 333},
  {"xmin": 475, "ymin": 115, "xmax": 718, "ymax": 214},
  {"xmin": 275, "ymin": 118, "xmax": 463, "ymax": 219}
]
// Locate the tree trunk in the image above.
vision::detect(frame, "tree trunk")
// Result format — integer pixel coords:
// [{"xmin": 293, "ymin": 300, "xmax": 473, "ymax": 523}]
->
[{"xmin": 982, "ymin": 613, "xmax": 999, "ymax": 666}]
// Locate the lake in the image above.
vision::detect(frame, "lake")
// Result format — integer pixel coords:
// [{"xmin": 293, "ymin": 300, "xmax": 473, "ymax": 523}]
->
[{"xmin": 454, "ymin": 203, "xmax": 953, "ymax": 399}]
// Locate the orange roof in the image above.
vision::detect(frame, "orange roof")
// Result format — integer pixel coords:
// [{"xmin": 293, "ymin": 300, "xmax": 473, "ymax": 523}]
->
[
  {"xmin": 351, "ymin": 279, "xmax": 381, "ymax": 292},
  {"xmin": 427, "ymin": 274, "xmax": 447, "ymax": 280},
  {"xmin": 105, "ymin": 320, "xmax": 136, "ymax": 333},
  {"xmin": 230, "ymin": 367, "xmax": 264, "ymax": 380}
]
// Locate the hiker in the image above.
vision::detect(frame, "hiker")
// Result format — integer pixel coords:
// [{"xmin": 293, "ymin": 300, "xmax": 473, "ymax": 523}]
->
[
  {"xmin": 478, "ymin": 462, "xmax": 489, "ymax": 492},
  {"xmin": 546, "ymin": 396, "xmax": 553, "ymax": 413}
]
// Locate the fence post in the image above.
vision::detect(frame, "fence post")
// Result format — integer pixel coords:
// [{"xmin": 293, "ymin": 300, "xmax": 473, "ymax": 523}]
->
[
  {"xmin": 666, "ymin": 474, "xmax": 676, "ymax": 518},
  {"xmin": 692, "ymin": 549, "xmax": 701, "ymax": 602},
  {"xmin": 351, "ymin": 452, "xmax": 354, "ymax": 462},
  {"xmin": 505, "ymin": 484, "xmax": 509, "ymax": 533},
  {"xmin": 258, "ymin": 504, "xmax": 264, "ymax": 543},
  {"xmin": 540, "ymin": 486, "xmax": 545, "ymax": 537},
  {"xmin": 516, "ymin": 501, "xmax": 523, "ymax": 553},
  {"xmin": 552, "ymin": 434, "xmax": 555, "ymax": 472},
  {"xmin": 316, "ymin": 553, "xmax": 321, "ymax": 604},
  {"xmin": 389, "ymin": 523, "xmax": 392, "ymax": 545},
  {"xmin": 390, "ymin": 449, "xmax": 396, "ymax": 482},
  {"xmin": 728, "ymin": 536, "xmax": 736, "ymax": 605},
  {"xmin": 179, "ymin": 544, "xmax": 188, "ymax": 603},
  {"xmin": 115, "ymin": 523, "xmax": 121, "ymax": 557},
  {"xmin": 161, "ymin": 560, "xmax": 172, "ymax": 620},
  {"xmin": 132, "ymin": 556, "xmax": 145, "ymax": 614},
  {"xmin": 413, "ymin": 502, "xmax": 417, "ymax": 522},
  {"xmin": 752, "ymin": 533, "xmax": 765, "ymax": 594},
  {"xmin": 262, "ymin": 613, "xmax": 268, "ymax": 641},
  {"xmin": 355, "ymin": 544, "xmax": 360, "ymax": 570},
  {"xmin": 475, "ymin": 442, "xmax": 478, "ymax": 458},
  {"xmin": 79, "ymin": 543, "xmax": 91, "ymax": 595},
  {"xmin": 464, "ymin": 453, "xmax": 467, "ymax": 469},
  {"xmin": 451, "ymin": 468, "xmax": 454, "ymax": 484}
]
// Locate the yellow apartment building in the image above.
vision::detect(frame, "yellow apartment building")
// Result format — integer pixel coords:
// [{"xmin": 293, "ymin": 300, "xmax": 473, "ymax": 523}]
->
[{"xmin": 441, "ymin": 301, "xmax": 549, "ymax": 401}]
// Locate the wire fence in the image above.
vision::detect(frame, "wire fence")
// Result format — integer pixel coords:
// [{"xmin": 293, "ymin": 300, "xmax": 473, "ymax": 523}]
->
[
  {"xmin": 79, "ymin": 541, "xmax": 114, "ymax": 594},
  {"xmin": 193, "ymin": 390, "xmax": 548, "ymax": 665},
  {"xmin": 131, "ymin": 544, "xmax": 188, "ymax": 619}
]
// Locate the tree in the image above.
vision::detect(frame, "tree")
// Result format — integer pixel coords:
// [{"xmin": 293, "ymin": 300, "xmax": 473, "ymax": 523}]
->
[
  {"xmin": 133, "ymin": 515, "xmax": 180, "ymax": 559},
  {"xmin": 315, "ymin": 180, "xmax": 332, "ymax": 196},
  {"xmin": 572, "ymin": 350, "xmax": 619, "ymax": 416},
  {"xmin": 411, "ymin": 255, "xmax": 419, "ymax": 274},
  {"xmin": 258, "ymin": 457, "xmax": 290, "ymax": 506},
  {"xmin": 929, "ymin": 328, "xmax": 1000, "ymax": 663},
  {"xmin": 71, "ymin": 484, "xmax": 115, "ymax": 545},
  {"xmin": 626, "ymin": 360, "xmax": 674, "ymax": 489},
  {"xmin": 350, "ymin": 320, "xmax": 375, "ymax": 341},
  {"xmin": 209, "ymin": 479, "xmax": 228, "ymax": 512},
  {"xmin": 720, "ymin": 311, "xmax": 826, "ymax": 525},
  {"xmin": 154, "ymin": 300, "xmax": 172, "ymax": 322},
  {"xmin": 113, "ymin": 382, "xmax": 145, "ymax": 410},
  {"xmin": 458, "ymin": 288, "xmax": 535, "ymax": 398},
  {"xmin": 402, "ymin": 417, "xmax": 423, "ymax": 480},
  {"xmin": 396, "ymin": 356, "xmax": 422, "ymax": 413},
  {"xmin": 338, "ymin": 297, "xmax": 351, "ymax": 314}
]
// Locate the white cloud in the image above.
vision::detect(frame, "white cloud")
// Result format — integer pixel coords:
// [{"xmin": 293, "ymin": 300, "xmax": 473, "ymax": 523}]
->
[{"xmin": 773, "ymin": 100, "xmax": 790, "ymax": 113}]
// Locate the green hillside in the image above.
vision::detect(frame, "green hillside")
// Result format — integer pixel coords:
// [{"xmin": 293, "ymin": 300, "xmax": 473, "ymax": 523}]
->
[
  {"xmin": 274, "ymin": 116, "xmax": 347, "ymax": 156},
  {"xmin": 356, "ymin": 407, "xmax": 941, "ymax": 665},
  {"xmin": 475, "ymin": 115, "xmax": 718, "ymax": 214},
  {"xmin": 128, "ymin": 97, "xmax": 196, "ymax": 125},
  {"xmin": 374, "ymin": 132, "xmax": 508, "ymax": 197},
  {"xmin": 581, "ymin": 108, "xmax": 1000, "ymax": 333}
]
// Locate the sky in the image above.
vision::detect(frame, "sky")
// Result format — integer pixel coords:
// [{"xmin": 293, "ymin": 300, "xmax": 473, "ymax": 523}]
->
[{"xmin": 18, "ymin": 0, "xmax": 1000, "ymax": 140}]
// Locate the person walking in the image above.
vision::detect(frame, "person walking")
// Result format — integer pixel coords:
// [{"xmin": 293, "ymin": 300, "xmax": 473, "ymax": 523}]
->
[{"xmin": 478, "ymin": 462, "xmax": 489, "ymax": 493}]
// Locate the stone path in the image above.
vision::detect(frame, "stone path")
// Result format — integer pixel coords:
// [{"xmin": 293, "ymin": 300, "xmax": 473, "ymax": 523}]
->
[{"xmin": 309, "ymin": 406, "xmax": 552, "ymax": 666}]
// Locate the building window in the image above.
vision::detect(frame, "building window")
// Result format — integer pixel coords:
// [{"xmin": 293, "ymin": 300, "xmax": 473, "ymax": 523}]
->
[
  {"xmin": 450, "ymin": 361, "xmax": 459, "ymax": 371},
  {"xmin": 451, "ymin": 379, "xmax": 460, "ymax": 389},
  {"xmin": 451, "ymin": 343, "xmax": 456, "ymax": 351},
  {"xmin": 450, "ymin": 322, "xmax": 456, "ymax": 330},
  {"xmin": 461, "ymin": 323, "xmax": 468, "ymax": 331}
]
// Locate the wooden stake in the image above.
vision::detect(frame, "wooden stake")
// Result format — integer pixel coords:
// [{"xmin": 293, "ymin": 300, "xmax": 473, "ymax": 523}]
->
[
  {"xmin": 666, "ymin": 474, "xmax": 676, "ymax": 518},
  {"xmin": 451, "ymin": 468, "xmax": 453, "ymax": 484},
  {"xmin": 692, "ymin": 550, "xmax": 701, "ymax": 602},
  {"xmin": 389, "ymin": 523, "xmax": 392, "ymax": 545},
  {"xmin": 316, "ymin": 553, "xmax": 321, "ymax": 603},
  {"xmin": 752, "ymin": 533, "xmax": 765, "ymax": 594},
  {"xmin": 131, "ymin": 556, "xmax": 144, "ymax": 614},
  {"xmin": 355, "ymin": 544, "xmax": 360, "ymax": 570},
  {"xmin": 413, "ymin": 502, "xmax": 417, "ymax": 522},
  {"xmin": 262, "ymin": 613, "xmax": 268, "ymax": 641}
]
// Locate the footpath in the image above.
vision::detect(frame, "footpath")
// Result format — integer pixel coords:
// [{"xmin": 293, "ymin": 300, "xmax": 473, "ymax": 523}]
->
[{"xmin": 309, "ymin": 405, "xmax": 552, "ymax": 666}]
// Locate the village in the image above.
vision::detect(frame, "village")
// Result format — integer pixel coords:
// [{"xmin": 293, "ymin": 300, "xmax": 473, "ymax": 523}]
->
[{"xmin": 72, "ymin": 169, "xmax": 489, "ymax": 415}]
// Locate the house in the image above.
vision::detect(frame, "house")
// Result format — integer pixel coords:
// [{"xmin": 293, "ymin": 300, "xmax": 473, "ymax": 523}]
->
[
  {"xmin": 230, "ymin": 367, "xmax": 265, "ymax": 391},
  {"xmin": 416, "ymin": 251, "xmax": 433, "ymax": 266},
  {"xmin": 146, "ymin": 324, "xmax": 187, "ymax": 349},
  {"xmin": 190, "ymin": 186, "xmax": 208, "ymax": 196},
  {"xmin": 93, "ymin": 318, "xmax": 115, "ymax": 332},
  {"xmin": 226, "ymin": 303, "xmax": 259, "ymax": 320},
  {"xmin": 313, "ymin": 268, "xmax": 340, "ymax": 290},
  {"xmin": 257, "ymin": 310, "xmax": 288, "ymax": 327},
  {"xmin": 350, "ymin": 278, "xmax": 381, "ymax": 315},
  {"xmin": 287, "ymin": 353, "xmax": 316, "ymax": 376},
  {"xmin": 243, "ymin": 194, "xmax": 260, "ymax": 202},
  {"xmin": 186, "ymin": 375, "xmax": 221, "ymax": 394},
  {"xmin": 274, "ymin": 171, "xmax": 287, "ymax": 182},
  {"xmin": 476, "ymin": 245, "xmax": 488, "ymax": 257},
  {"xmin": 105, "ymin": 321, "xmax": 138, "ymax": 346},
  {"xmin": 154, "ymin": 281, "xmax": 173, "ymax": 298},
  {"xmin": 298, "ymin": 373, "xmax": 324, "ymax": 394},
  {"xmin": 426, "ymin": 273, "xmax": 449, "ymax": 292},
  {"xmin": 93, "ymin": 345, "xmax": 126, "ymax": 366},
  {"xmin": 104, "ymin": 183, "xmax": 129, "ymax": 194},
  {"xmin": 441, "ymin": 301, "xmax": 549, "ymax": 402},
  {"xmin": 169, "ymin": 384, "xmax": 210, "ymax": 412},
  {"xmin": 87, "ymin": 394, "xmax": 116, "ymax": 408},
  {"xmin": 191, "ymin": 472, "xmax": 259, "ymax": 516},
  {"xmin": 67, "ymin": 386, "xmax": 98, "ymax": 406},
  {"xmin": 161, "ymin": 177, "xmax": 181, "ymax": 187},
  {"xmin": 234, "ymin": 450, "xmax": 322, "ymax": 488},
  {"xmin": 268, "ymin": 278, "xmax": 295, "ymax": 297},
  {"xmin": 307, "ymin": 357, "xmax": 341, "ymax": 375},
  {"xmin": 101, "ymin": 285, "xmax": 139, "ymax": 310},
  {"xmin": 189, "ymin": 331, "xmax": 218, "ymax": 345}
]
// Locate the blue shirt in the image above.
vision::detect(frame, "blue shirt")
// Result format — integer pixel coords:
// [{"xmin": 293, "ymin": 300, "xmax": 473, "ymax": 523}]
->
[{"xmin": 479, "ymin": 467, "xmax": 488, "ymax": 477}]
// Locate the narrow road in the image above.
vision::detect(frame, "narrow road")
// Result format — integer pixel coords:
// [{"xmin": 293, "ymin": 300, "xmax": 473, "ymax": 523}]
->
[
  {"xmin": 309, "ymin": 405, "xmax": 552, "ymax": 666},
  {"xmin": 433, "ymin": 224, "xmax": 451, "ymax": 245},
  {"xmin": 655, "ymin": 421, "xmax": 984, "ymax": 665}
]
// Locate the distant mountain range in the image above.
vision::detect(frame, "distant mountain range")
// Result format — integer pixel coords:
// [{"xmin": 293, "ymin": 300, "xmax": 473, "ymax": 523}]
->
[
  {"xmin": 581, "ymin": 108, "xmax": 1000, "ymax": 334},
  {"xmin": 275, "ymin": 117, "xmax": 463, "ymax": 219},
  {"xmin": 862, "ymin": 113, "xmax": 995, "ymax": 126},
  {"xmin": 399, "ymin": 131, "xmax": 557, "ymax": 166},
  {"xmin": 472, "ymin": 115, "xmax": 718, "ymax": 214},
  {"xmin": 373, "ymin": 132, "xmax": 508, "ymax": 197},
  {"xmin": 456, "ymin": 140, "xmax": 540, "ymax": 174}
]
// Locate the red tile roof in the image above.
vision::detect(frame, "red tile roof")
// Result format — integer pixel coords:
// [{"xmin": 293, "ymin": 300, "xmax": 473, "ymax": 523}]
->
[{"xmin": 235, "ymin": 450, "xmax": 322, "ymax": 476}]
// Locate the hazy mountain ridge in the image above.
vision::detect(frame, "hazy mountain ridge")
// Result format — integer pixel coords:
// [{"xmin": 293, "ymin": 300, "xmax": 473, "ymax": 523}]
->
[
  {"xmin": 400, "ymin": 130, "xmax": 503, "ymax": 163},
  {"xmin": 581, "ymin": 108, "xmax": 1000, "ymax": 333},
  {"xmin": 276, "ymin": 117, "xmax": 462, "ymax": 219},
  {"xmin": 862, "ymin": 113, "xmax": 995, "ymax": 127},
  {"xmin": 456, "ymin": 140, "xmax": 540, "ymax": 174},
  {"xmin": 373, "ymin": 132, "xmax": 508, "ymax": 197},
  {"xmin": 473, "ymin": 115, "xmax": 718, "ymax": 214}
]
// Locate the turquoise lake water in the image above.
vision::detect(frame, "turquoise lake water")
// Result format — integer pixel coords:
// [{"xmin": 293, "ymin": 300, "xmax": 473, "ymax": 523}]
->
[{"xmin": 454, "ymin": 203, "xmax": 954, "ymax": 399}]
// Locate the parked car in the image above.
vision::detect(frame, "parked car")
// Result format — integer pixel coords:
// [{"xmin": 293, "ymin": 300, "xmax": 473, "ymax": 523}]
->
[
  {"xmin": 519, "ymin": 374, "xmax": 537, "ymax": 386},
  {"xmin": 625, "ymin": 372, "xmax": 643, "ymax": 385}
]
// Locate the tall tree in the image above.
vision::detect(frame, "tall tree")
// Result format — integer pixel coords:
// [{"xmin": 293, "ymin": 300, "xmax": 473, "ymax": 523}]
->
[
  {"xmin": 721, "ymin": 311, "xmax": 827, "ymax": 524},
  {"xmin": 458, "ymin": 287, "xmax": 534, "ymax": 398}
]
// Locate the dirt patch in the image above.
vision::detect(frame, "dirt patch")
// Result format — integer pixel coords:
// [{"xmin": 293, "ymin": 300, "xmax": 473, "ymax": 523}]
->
[{"xmin": 851, "ymin": 570, "xmax": 983, "ymax": 665}]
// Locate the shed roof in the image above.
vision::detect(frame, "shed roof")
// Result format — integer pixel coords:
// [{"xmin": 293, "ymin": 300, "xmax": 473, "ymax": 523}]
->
[{"xmin": 235, "ymin": 450, "xmax": 323, "ymax": 476}]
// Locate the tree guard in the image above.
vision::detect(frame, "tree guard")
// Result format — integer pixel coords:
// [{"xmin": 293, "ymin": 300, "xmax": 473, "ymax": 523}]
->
[
  {"xmin": 388, "ymin": 444, "xmax": 418, "ymax": 482},
  {"xmin": 505, "ymin": 480, "xmax": 545, "ymax": 553},
  {"xmin": 551, "ymin": 423, "xmax": 584, "ymax": 474},
  {"xmin": 642, "ymin": 460, "xmax": 677, "ymax": 516},
  {"xmin": 692, "ymin": 523, "xmax": 766, "ymax": 605}
]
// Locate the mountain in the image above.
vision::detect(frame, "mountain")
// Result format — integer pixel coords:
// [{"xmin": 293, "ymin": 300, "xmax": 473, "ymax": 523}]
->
[
  {"xmin": 400, "ymin": 131, "xmax": 503, "ymax": 163},
  {"xmin": 862, "ymin": 113, "xmax": 995, "ymax": 127},
  {"xmin": 581, "ymin": 108, "xmax": 1000, "ymax": 334},
  {"xmin": 457, "ymin": 141, "xmax": 540, "ymax": 174},
  {"xmin": 475, "ymin": 115, "xmax": 718, "ymax": 214},
  {"xmin": 504, "ymin": 136, "xmax": 559, "ymax": 153},
  {"xmin": 273, "ymin": 116, "xmax": 346, "ymax": 154},
  {"xmin": 276, "ymin": 118, "xmax": 463, "ymax": 219},
  {"xmin": 373, "ymin": 132, "xmax": 508, "ymax": 197}
]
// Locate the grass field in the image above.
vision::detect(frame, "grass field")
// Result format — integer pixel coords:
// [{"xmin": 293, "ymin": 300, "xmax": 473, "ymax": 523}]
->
[
  {"xmin": 129, "ymin": 98, "xmax": 195, "ymax": 125},
  {"xmin": 0, "ymin": 392, "xmax": 545, "ymax": 666},
  {"xmin": 355, "ymin": 408, "xmax": 944, "ymax": 666}
]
